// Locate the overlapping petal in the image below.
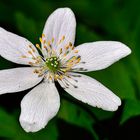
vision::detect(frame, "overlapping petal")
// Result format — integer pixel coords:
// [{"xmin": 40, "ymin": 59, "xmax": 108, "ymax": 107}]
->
[
  {"xmin": 20, "ymin": 82, "xmax": 60, "ymax": 132},
  {"xmin": 0, "ymin": 67, "xmax": 43, "ymax": 94},
  {"xmin": 42, "ymin": 8, "xmax": 76, "ymax": 56},
  {"xmin": 0, "ymin": 27, "xmax": 40, "ymax": 65},
  {"xmin": 71, "ymin": 41, "xmax": 131, "ymax": 72},
  {"xmin": 58, "ymin": 73, "xmax": 121, "ymax": 111}
]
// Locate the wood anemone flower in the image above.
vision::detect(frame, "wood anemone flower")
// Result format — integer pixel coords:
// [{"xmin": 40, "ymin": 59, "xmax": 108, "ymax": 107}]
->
[{"xmin": 0, "ymin": 8, "xmax": 131, "ymax": 132}]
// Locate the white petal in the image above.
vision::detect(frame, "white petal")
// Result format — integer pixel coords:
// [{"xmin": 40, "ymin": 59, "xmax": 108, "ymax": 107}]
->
[
  {"xmin": 0, "ymin": 27, "xmax": 40, "ymax": 65},
  {"xmin": 20, "ymin": 82, "xmax": 60, "ymax": 132},
  {"xmin": 58, "ymin": 73, "xmax": 121, "ymax": 111},
  {"xmin": 0, "ymin": 67, "xmax": 43, "ymax": 94},
  {"xmin": 72, "ymin": 41, "xmax": 131, "ymax": 72},
  {"xmin": 42, "ymin": 8, "xmax": 76, "ymax": 56}
]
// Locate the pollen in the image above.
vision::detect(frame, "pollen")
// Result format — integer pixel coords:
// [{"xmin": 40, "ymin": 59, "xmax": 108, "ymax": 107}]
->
[
  {"xmin": 21, "ymin": 55, "xmax": 27, "ymax": 58},
  {"xmin": 42, "ymin": 34, "xmax": 45, "ymax": 38},
  {"xmin": 22, "ymin": 35, "xmax": 81, "ymax": 81},
  {"xmin": 74, "ymin": 50, "xmax": 78, "ymax": 53},
  {"xmin": 39, "ymin": 37, "xmax": 43, "ymax": 43},
  {"xmin": 36, "ymin": 44, "xmax": 41, "ymax": 49}
]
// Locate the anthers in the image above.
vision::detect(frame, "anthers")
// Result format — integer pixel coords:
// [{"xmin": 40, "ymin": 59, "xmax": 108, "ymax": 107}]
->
[{"xmin": 21, "ymin": 35, "xmax": 81, "ymax": 82}]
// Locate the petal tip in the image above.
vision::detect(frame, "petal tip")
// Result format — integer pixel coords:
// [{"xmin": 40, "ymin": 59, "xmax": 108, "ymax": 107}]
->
[
  {"xmin": 119, "ymin": 42, "xmax": 132, "ymax": 56},
  {"xmin": 55, "ymin": 7, "xmax": 73, "ymax": 12},
  {"xmin": 53, "ymin": 7, "xmax": 75, "ymax": 18},
  {"xmin": 109, "ymin": 106, "xmax": 119, "ymax": 112},
  {"xmin": 123, "ymin": 45, "xmax": 132, "ymax": 56},
  {"xmin": 20, "ymin": 119, "xmax": 45, "ymax": 133},
  {"xmin": 100, "ymin": 95, "xmax": 121, "ymax": 112},
  {"xmin": 109, "ymin": 98, "xmax": 121, "ymax": 112},
  {"xmin": 127, "ymin": 47, "xmax": 132, "ymax": 55}
]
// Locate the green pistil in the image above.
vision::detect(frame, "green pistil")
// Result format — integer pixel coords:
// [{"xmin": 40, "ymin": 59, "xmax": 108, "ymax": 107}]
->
[{"xmin": 45, "ymin": 57, "xmax": 59, "ymax": 72}]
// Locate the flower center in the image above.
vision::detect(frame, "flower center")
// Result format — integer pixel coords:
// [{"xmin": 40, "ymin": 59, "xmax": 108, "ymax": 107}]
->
[
  {"xmin": 45, "ymin": 56, "xmax": 59, "ymax": 72},
  {"xmin": 21, "ymin": 34, "xmax": 82, "ymax": 81}
]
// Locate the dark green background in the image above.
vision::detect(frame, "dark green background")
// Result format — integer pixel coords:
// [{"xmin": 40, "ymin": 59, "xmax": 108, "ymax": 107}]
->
[{"xmin": 0, "ymin": 0, "xmax": 139, "ymax": 140}]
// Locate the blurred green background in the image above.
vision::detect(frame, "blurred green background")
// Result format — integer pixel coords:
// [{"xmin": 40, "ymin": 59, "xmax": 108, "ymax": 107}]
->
[{"xmin": 0, "ymin": 0, "xmax": 140, "ymax": 139}]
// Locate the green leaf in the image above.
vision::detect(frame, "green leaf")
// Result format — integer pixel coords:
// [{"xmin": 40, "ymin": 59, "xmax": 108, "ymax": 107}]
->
[
  {"xmin": 0, "ymin": 108, "xmax": 18, "ymax": 138},
  {"xmin": 0, "ymin": 57, "xmax": 14, "ymax": 70},
  {"xmin": 14, "ymin": 12, "xmax": 39, "ymax": 42},
  {"xmin": 58, "ymin": 99, "xmax": 99, "ymax": 140},
  {"xmin": 91, "ymin": 108, "xmax": 114, "ymax": 121},
  {"xmin": 76, "ymin": 24, "xmax": 101, "ymax": 45},
  {"xmin": 121, "ymin": 99, "xmax": 140, "ymax": 124}
]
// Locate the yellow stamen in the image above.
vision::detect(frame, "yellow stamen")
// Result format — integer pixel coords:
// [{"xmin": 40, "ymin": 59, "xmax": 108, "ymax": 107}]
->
[
  {"xmin": 65, "ymin": 45, "xmax": 69, "ymax": 50},
  {"xmin": 71, "ymin": 46, "xmax": 74, "ymax": 50},
  {"xmin": 54, "ymin": 74, "xmax": 59, "ymax": 80},
  {"xmin": 51, "ymin": 49, "xmax": 55, "ymax": 55},
  {"xmin": 52, "ymin": 37, "xmax": 54, "ymax": 43},
  {"xmin": 21, "ymin": 55, "xmax": 27, "ymax": 58},
  {"xmin": 62, "ymin": 36, "xmax": 65, "ymax": 40},
  {"xmin": 69, "ymin": 42, "xmax": 72, "ymax": 46},
  {"xmin": 28, "ymin": 45, "xmax": 35, "ymax": 52},
  {"xmin": 76, "ymin": 58, "xmax": 81, "ymax": 64},
  {"xmin": 47, "ymin": 41, "xmax": 51, "ymax": 46},
  {"xmin": 36, "ymin": 44, "xmax": 41, "ymax": 49},
  {"xmin": 44, "ymin": 45, "xmax": 47, "ymax": 49},
  {"xmin": 42, "ymin": 34, "xmax": 45, "ymax": 38},
  {"xmin": 74, "ymin": 50, "xmax": 78, "ymax": 53},
  {"xmin": 58, "ymin": 36, "xmax": 65, "ymax": 45},
  {"xmin": 28, "ymin": 62, "xmax": 34, "ymax": 65},
  {"xmin": 63, "ymin": 53, "xmax": 67, "ymax": 57},
  {"xmin": 34, "ymin": 69, "xmax": 39, "ymax": 73},
  {"xmin": 59, "ymin": 48, "xmax": 63, "ymax": 54},
  {"xmin": 39, "ymin": 37, "xmax": 43, "ymax": 43},
  {"xmin": 59, "ymin": 75, "xmax": 64, "ymax": 80},
  {"xmin": 43, "ymin": 40, "xmax": 46, "ymax": 44},
  {"xmin": 28, "ymin": 51, "xmax": 32, "ymax": 55},
  {"xmin": 49, "ymin": 75, "xmax": 52, "ymax": 80}
]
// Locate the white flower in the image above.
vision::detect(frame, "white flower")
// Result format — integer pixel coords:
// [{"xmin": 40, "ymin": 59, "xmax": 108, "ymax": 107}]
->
[{"xmin": 0, "ymin": 8, "xmax": 131, "ymax": 132}]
